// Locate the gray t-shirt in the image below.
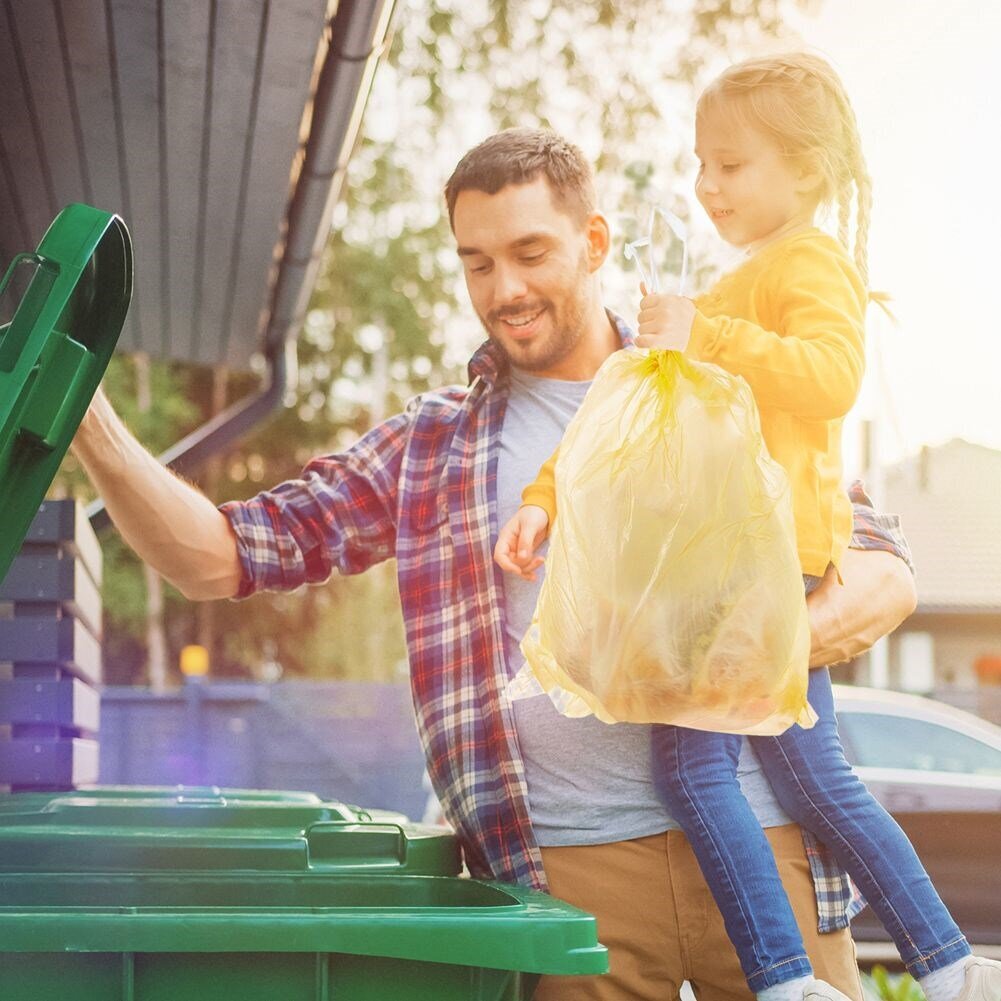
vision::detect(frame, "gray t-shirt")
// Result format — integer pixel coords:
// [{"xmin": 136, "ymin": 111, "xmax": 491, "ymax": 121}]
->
[{"xmin": 498, "ymin": 367, "xmax": 792, "ymax": 846}]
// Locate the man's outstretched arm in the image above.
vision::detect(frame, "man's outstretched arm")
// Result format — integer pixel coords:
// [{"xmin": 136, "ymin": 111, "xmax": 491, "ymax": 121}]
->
[{"xmin": 71, "ymin": 389, "xmax": 243, "ymax": 601}]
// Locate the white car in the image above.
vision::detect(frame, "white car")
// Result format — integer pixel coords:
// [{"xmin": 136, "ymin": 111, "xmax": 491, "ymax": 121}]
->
[{"xmin": 834, "ymin": 684, "xmax": 1001, "ymax": 812}]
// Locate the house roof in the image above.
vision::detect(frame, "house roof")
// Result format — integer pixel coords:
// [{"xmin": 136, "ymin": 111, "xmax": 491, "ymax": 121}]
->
[
  {"xmin": 884, "ymin": 439, "xmax": 1001, "ymax": 614},
  {"xmin": 0, "ymin": 0, "xmax": 394, "ymax": 371}
]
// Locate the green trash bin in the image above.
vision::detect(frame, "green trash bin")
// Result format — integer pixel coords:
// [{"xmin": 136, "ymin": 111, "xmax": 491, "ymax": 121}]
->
[
  {"xmin": 0, "ymin": 787, "xmax": 608, "ymax": 1000},
  {"xmin": 0, "ymin": 786, "xmax": 461, "ymax": 877}
]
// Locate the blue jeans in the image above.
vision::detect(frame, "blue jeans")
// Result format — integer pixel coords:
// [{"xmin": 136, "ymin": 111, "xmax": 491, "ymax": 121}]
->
[{"xmin": 651, "ymin": 667, "xmax": 970, "ymax": 990}]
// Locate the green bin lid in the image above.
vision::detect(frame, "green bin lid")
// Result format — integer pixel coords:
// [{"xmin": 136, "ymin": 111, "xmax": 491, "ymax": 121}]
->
[
  {"xmin": 0, "ymin": 787, "xmax": 460, "ymax": 877},
  {"xmin": 0, "ymin": 203, "xmax": 132, "ymax": 584},
  {"xmin": 0, "ymin": 785, "xmax": 327, "ymax": 810},
  {"xmin": 0, "ymin": 873, "xmax": 609, "ymax": 980}
]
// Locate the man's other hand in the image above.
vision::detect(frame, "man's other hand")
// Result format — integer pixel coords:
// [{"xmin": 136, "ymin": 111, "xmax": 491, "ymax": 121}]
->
[{"xmin": 807, "ymin": 547, "xmax": 917, "ymax": 668}]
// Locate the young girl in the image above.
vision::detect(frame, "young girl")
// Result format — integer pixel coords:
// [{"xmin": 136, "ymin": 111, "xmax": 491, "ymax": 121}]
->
[{"xmin": 495, "ymin": 53, "xmax": 1000, "ymax": 1001}]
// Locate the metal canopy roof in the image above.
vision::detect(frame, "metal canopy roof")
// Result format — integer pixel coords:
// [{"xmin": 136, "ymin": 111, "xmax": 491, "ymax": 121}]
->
[{"xmin": 1, "ymin": 0, "xmax": 395, "ymax": 373}]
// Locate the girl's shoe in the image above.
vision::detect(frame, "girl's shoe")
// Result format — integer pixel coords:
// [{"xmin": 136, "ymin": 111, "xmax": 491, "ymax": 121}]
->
[
  {"xmin": 955, "ymin": 957, "xmax": 1001, "ymax": 1001},
  {"xmin": 802, "ymin": 980, "xmax": 854, "ymax": 1001}
]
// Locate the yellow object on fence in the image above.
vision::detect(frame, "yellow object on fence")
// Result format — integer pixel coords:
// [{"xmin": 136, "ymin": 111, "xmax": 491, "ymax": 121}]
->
[{"xmin": 514, "ymin": 347, "xmax": 816, "ymax": 736}]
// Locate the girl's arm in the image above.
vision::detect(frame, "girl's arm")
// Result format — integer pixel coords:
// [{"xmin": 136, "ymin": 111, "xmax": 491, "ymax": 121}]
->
[
  {"xmin": 521, "ymin": 447, "xmax": 559, "ymax": 524},
  {"xmin": 493, "ymin": 505, "xmax": 550, "ymax": 581},
  {"xmin": 493, "ymin": 447, "xmax": 559, "ymax": 580},
  {"xmin": 689, "ymin": 239, "xmax": 866, "ymax": 419}
]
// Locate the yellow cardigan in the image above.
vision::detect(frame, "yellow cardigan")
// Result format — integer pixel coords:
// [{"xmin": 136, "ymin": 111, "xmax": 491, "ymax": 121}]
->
[{"xmin": 521, "ymin": 228, "xmax": 867, "ymax": 577}]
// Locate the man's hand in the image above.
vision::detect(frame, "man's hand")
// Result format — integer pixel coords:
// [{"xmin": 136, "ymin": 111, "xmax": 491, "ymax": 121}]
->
[
  {"xmin": 494, "ymin": 505, "xmax": 550, "ymax": 582},
  {"xmin": 636, "ymin": 285, "xmax": 696, "ymax": 352},
  {"xmin": 807, "ymin": 547, "xmax": 917, "ymax": 667}
]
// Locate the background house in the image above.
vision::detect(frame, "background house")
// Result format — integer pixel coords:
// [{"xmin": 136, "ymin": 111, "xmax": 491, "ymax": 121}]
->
[{"xmin": 843, "ymin": 439, "xmax": 1001, "ymax": 723}]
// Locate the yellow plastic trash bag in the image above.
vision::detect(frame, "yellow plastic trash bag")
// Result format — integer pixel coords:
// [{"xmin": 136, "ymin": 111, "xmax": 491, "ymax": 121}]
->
[{"xmin": 513, "ymin": 347, "xmax": 816, "ymax": 736}]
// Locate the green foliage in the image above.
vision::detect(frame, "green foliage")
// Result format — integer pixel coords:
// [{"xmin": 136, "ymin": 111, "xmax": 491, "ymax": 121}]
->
[
  {"xmin": 57, "ymin": 0, "xmax": 811, "ymax": 684},
  {"xmin": 862, "ymin": 966, "xmax": 927, "ymax": 1001}
]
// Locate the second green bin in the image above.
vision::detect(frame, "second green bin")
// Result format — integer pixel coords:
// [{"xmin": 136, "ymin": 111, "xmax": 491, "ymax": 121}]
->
[{"xmin": 0, "ymin": 785, "xmax": 458, "ymax": 875}]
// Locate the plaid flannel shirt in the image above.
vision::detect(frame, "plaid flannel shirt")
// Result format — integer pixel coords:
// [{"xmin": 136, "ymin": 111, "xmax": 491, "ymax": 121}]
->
[{"xmin": 221, "ymin": 319, "xmax": 913, "ymax": 933}]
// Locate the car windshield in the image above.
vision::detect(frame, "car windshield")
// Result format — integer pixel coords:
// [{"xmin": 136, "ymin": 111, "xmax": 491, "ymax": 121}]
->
[{"xmin": 838, "ymin": 712, "xmax": 1001, "ymax": 776}]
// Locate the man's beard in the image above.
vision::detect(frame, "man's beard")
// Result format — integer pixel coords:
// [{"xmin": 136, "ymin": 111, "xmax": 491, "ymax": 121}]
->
[
  {"xmin": 487, "ymin": 298, "xmax": 585, "ymax": 374},
  {"xmin": 480, "ymin": 257, "xmax": 590, "ymax": 373}
]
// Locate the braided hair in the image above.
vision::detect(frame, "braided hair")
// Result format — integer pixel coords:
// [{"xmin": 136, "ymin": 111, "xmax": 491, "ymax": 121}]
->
[{"xmin": 697, "ymin": 53, "xmax": 872, "ymax": 287}]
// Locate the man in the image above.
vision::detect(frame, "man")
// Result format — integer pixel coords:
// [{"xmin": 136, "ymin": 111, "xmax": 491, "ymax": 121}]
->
[{"xmin": 73, "ymin": 129, "xmax": 917, "ymax": 1000}]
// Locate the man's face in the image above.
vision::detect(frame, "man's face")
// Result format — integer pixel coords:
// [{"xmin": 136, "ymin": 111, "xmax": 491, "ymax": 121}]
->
[{"xmin": 452, "ymin": 177, "xmax": 595, "ymax": 376}]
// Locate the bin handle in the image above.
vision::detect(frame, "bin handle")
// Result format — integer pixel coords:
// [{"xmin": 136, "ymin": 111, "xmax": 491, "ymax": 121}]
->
[
  {"xmin": 17, "ymin": 332, "xmax": 94, "ymax": 449},
  {"xmin": 0, "ymin": 252, "xmax": 46, "ymax": 295},
  {"xmin": 0, "ymin": 253, "xmax": 60, "ymax": 373},
  {"xmin": 304, "ymin": 820, "xmax": 409, "ymax": 869},
  {"xmin": 171, "ymin": 785, "xmax": 228, "ymax": 805}
]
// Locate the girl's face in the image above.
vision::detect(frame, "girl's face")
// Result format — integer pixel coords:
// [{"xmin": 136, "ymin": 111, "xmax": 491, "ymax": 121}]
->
[{"xmin": 694, "ymin": 104, "xmax": 817, "ymax": 252}]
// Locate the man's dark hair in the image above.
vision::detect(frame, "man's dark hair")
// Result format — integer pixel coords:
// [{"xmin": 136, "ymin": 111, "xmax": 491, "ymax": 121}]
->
[{"xmin": 444, "ymin": 128, "xmax": 596, "ymax": 228}]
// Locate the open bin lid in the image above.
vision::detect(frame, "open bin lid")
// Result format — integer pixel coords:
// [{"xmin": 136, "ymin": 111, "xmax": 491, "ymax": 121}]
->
[{"xmin": 0, "ymin": 204, "xmax": 132, "ymax": 584}]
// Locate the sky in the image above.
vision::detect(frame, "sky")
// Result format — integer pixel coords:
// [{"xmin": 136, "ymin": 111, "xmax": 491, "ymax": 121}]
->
[{"xmin": 790, "ymin": 1, "xmax": 1001, "ymax": 471}]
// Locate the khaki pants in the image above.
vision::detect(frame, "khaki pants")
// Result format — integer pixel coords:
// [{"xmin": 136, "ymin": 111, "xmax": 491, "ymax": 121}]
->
[{"xmin": 534, "ymin": 823, "xmax": 863, "ymax": 1001}]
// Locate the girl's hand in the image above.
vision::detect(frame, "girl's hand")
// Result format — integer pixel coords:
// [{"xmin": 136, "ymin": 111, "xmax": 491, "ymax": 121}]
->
[
  {"xmin": 636, "ymin": 284, "xmax": 696, "ymax": 352},
  {"xmin": 494, "ymin": 505, "xmax": 550, "ymax": 581}
]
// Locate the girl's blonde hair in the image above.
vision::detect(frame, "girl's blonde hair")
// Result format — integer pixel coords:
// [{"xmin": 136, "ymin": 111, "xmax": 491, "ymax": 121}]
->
[{"xmin": 697, "ymin": 52, "xmax": 872, "ymax": 286}]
